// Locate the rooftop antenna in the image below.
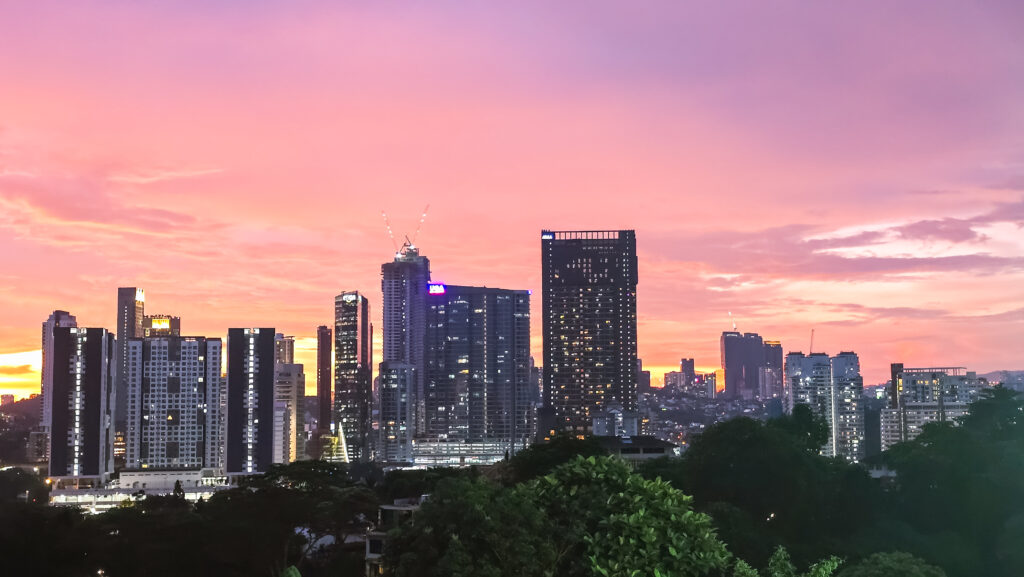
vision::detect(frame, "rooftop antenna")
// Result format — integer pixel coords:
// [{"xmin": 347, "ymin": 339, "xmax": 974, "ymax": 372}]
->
[
  {"xmin": 381, "ymin": 210, "xmax": 399, "ymax": 252},
  {"xmin": 809, "ymin": 328, "xmax": 815, "ymax": 354},
  {"xmin": 410, "ymin": 204, "xmax": 430, "ymax": 245},
  {"xmin": 728, "ymin": 311, "xmax": 737, "ymax": 331}
]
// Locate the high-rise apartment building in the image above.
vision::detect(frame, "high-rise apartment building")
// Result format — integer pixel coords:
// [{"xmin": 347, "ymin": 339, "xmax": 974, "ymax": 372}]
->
[
  {"xmin": 762, "ymin": 341, "xmax": 784, "ymax": 399},
  {"xmin": 422, "ymin": 284, "xmax": 533, "ymax": 459},
  {"xmin": 881, "ymin": 365, "xmax": 985, "ymax": 451},
  {"xmin": 124, "ymin": 336, "xmax": 224, "ymax": 469},
  {"xmin": 226, "ymin": 328, "xmax": 276, "ymax": 474},
  {"xmin": 116, "ymin": 288, "xmax": 145, "ymax": 433},
  {"xmin": 316, "ymin": 325, "xmax": 332, "ymax": 431},
  {"xmin": 379, "ymin": 244, "xmax": 429, "ymax": 461},
  {"xmin": 541, "ymin": 230, "xmax": 638, "ymax": 434},
  {"xmin": 143, "ymin": 315, "xmax": 180, "ymax": 337},
  {"xmin": 49, "ymin": 327, "xmax": 116, "ymax": 484},
  {"xmin": 41, "ymin": 310, "xmax": 78, "ymax": 434},
  {"xmin": 335, "ymin": 291, "xmax": 373, "ymax": 462},
  {"xmin": 680, "ymin": 358, "xmax": 696, "ymax": 395},
  {"xmin": 378, "ymin": 361, "xmax": 414, "ymax": 463},
  {"xmin": 785, "ymin": 351, "xmax": 865, "ymax": 462},
  {"xmin": 275, "ymin": 333, "xmax": 295, "ymax": 365},
  {"xmin": 721, "ymin": 331, "xmax": 765, "ymax": 399},
  {"xmin": 273, "ymin": 362, "xmax": 304, "ymax": 464}
]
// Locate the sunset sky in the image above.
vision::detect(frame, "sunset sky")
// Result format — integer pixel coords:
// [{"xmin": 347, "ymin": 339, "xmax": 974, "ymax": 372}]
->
[{"xmin": 2, "ymin": 1, "xmax": 1023, "ymax": 398}]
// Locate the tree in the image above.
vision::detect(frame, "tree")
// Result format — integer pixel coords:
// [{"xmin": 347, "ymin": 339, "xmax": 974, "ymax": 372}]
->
[
  {"xmin": 385, "ymin": 477, "xmax": 556, "ymax": 577},
  {"xmin": 837, "ymin": 552, "xmax": 946, "ymax": 577},
  {"xmin": 503, "ymin": 435, "xmax": 608, "ymax": 484}
]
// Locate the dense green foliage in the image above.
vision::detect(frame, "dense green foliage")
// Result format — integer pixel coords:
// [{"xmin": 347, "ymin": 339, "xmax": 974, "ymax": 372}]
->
[{"xmin": 836, "ymin": 552, "xmax": 946, "ymax": 577}]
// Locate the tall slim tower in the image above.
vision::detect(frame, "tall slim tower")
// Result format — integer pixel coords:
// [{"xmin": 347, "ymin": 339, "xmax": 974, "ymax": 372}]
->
[
  {"xmin": 49, "ymin": 327, "xmax": 116, "ymax": 483},
  {"xmin": 379, "ymin": 243, "xmax": 429, "ymax": 461},
  {"xmin": 335, "ymin": 292, "xmax": 373, "ymax": 462},
  {"xmin": 226, "ymin": 328, "xmax": 276, "ymax": 474},
  {"xmin": 41, "ymin": 310, "xmax": 78, "ymax": 433},
  {"xmin": 116, "ymin": 287, "xmax": 145, "ymax": 433},
  {"xmin": 316, "ymin": 325, "xmax": 333, "ymax": 431},
  {"xmin": 541, "ymin": 230, "xmax": 638, "ymax": 434}
]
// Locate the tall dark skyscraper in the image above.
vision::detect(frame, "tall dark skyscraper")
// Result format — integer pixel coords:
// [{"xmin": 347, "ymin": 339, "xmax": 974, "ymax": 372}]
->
[
  {"xmin": 721, "ymin": 331, "xmax": 766, "ymax": 399},
  {"xmin": 335, "ymin": 292, "xmax": 373, "ymax": 462},
  {"xmin": 762, "ymin": 340, "xmax": 784, "ymax": 399},
  {"xmin": 49, "ymin": 327, "xmax": 116, "ymax": 483},
  {"xmin": 542, "ymin": 230, "xmax": 638, "ymax": 434},
  {"xmin": 316, "ymin": 325, "xmax": 332, "ymax": 432},
  {"xmin": 226, "ymin": 328, "xmax": 276, "ymax": 474},
  {"xmin": 115, "ymin": 287, "xmax": 144, "ymax": 433},
  {"xmin": 379, "ymin": 243, "xmax": 430, "ymax": 461},
  {"xmin": 423, "ymin": 284, "xmax": 533, "ymax": 454}
]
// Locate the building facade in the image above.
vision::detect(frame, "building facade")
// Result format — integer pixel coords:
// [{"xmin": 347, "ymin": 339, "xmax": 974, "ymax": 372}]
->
[
  {"xmin": 41, "ymin": 310, "xmax": 78, "ymax": 435},
  {"xmin": 124, "ymin": 336, "xmax": 224, "ymax": 470},
  {"xmin": 721, "ymin": 331, "xmax": 766, "ymax": 400},
  {"xmin": 226, "ymin": 328, "xmax": 276, "ymax": 474},
  {"xmin": 115, "ymin": 288, "xmax": 145, "ymax": 434},
  {"xmin": 541, "ymin": 230, "xmax": 638, "ymax": 434},
  {"xmin": 143, "ymin": 315, "xmax": 180, "ymax": 337},
  {"xmin": 49, "ymin": 327, "xmax": 116, "ymax": 484},
  {"xmin": 881, "ymin": 365, "xmax": 985, "ymax": 450},
  {"xmin": 316, "ymin": 325, "xmax": 332, "ymax": 432},
  {"xmin": 379, "ymin": 244, "xmax": 429, "ymax": 461},
  {"xmin": 422, "ymin": 284, "xmax": 533, "ymax": 460},
  {"xmin": 785, "ymin": 351, "xmax": 865, "ymax": 462},
  {"xmin": 273, "ymin": 362, "xmax": 304, "ymax": 464},
  {"xmin": 335, "ymin": 291, "xmax": 373, "ymax": 462}
]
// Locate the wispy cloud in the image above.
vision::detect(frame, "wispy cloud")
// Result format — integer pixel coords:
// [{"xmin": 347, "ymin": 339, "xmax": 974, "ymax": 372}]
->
[{"xmin": 108, "ymin": 167, "xmax": 223, "ymax": 184}]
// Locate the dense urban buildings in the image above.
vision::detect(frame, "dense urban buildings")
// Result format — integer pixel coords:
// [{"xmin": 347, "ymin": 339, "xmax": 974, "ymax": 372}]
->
[
  {"xmin": 421, "ymin": 284, "xmax": 533, "ymax": 462},
  {"xmin": 40, "ymin": 310, "xmax": 78, "ymax": 438},
  {"xmin": 335, "ymin": 291, "xmax": 373, "ymax": 462},
  {"xmin": 785, "ymin": 351, "xmax": 865, "ymax": 461},
  {"xmin": 115, "ymin": 287, "xmax": 145, "ymax": 435},
  {"xmin": 881, "ymin": 365, "xmax": 985, "ymax": 450},
  {"xmin": 379, "ymin": 243, "xmax": 429, "ymax": 461},
  {"xmin": 124, "ymin": 336, "xmax": 224, "ymax": 469},
  {"xmin": 48, "ymin": 327, "xmax": 117, "ymax": 485},
  {"xmin": 316, "ymin": 325, "xmax": 332, "ymax": 431},
  {"xmin": 541, "ymin": 230, "xmax": 638, "ymax": 434},
  {"xmin": 226, "ymin": 328, "xmax": 276, "ymax": 474}
]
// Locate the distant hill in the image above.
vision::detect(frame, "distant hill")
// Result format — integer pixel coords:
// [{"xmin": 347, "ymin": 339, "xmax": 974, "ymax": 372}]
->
[
  {"xmin": 0, "ymin": 395, "xmax": 40, "ymax": 421},
  {"xmin": 981, "ymin": 370, "xmax": 1024, "ymax": 389}
]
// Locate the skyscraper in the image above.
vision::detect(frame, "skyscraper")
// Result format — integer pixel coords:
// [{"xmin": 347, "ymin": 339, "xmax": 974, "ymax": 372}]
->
[
  {"xmin": 226, "ymin": 328, "xmax": 276, "ymax": 474},
  {"xmin": 115, "ymin": 288, "xmax": 145, "ymax": 433},
  {"xmin": 542, "ymin": 230, "xmax": 638, "ymax": 434},
  {"xmin": 831, "ymin": 352, "xmax": 864, "ymax": 461},
  {"xmin": 124, "ymin": 336, "xmax": 223, "ymax": 469},
  {"xmin": 49, "ymin": 327, "xmax": 116, "ymax": 484},
  {"xmin": 422, "ymin": 284, "xmax": 533, "ymax": 458},
  {"xmin": 273, "ymin": 362, "xmax": 304, "ymax": 464},
  {"xmin": 41, "ymin": 310, "xmax": 77, "ymax": 434},
  {"xmin": 762, "ymin": 341, "xmax": 784, "ymax": 399},
  {"xmin": 721, "ymin": 331, "xmax": 765, "ymax": 400},
  {"xmin": 335, "ymin": 291, "xmax": 373, "ymax": 462},
  {"xmin": 379, "ymin": 243, "xmax": 429, "ymax": 460},
  {"xmin": 785, "ymin": 351, "xmax": 865, "ymax": 462},
  {"xmin": 316, "ymin": 325, "xmax": 332, "ymax": 431},
  {"xmin": 274, "ymin": 333, "xmax": 295, "ymax": 365}
]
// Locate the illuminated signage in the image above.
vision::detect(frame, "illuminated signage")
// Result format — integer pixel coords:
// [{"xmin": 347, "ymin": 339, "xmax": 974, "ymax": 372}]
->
[
  {"xmin": 541, "ymin": 232, "xmax": 554, "ymax": 240},
  {"xmin": 342, "ymin": 294, "xmax": 358, "ymax": 302},
  {"xmin": 151, "ymin": 318, "xmax": 171, "ymax": 330},
  {"xmin": 428, "ymin": 283, "xmax": 446, "ymax": 295}
]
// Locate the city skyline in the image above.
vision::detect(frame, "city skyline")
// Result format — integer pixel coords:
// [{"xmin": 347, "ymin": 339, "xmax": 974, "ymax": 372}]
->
[{"xmin": 3, "ymin": 2, "xmax": 1024, "ymax": 397}]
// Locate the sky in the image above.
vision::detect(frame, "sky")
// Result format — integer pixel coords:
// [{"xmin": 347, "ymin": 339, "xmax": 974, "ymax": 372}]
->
[{"xmin": 1, "ymin": 1, "xmax": 1023, "ymax": 398}]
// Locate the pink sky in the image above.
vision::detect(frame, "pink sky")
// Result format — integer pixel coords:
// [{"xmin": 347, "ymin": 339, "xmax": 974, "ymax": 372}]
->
[{"xmin": 2, "ymin": 1, "xmax": 1023, "ymax": 398}]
